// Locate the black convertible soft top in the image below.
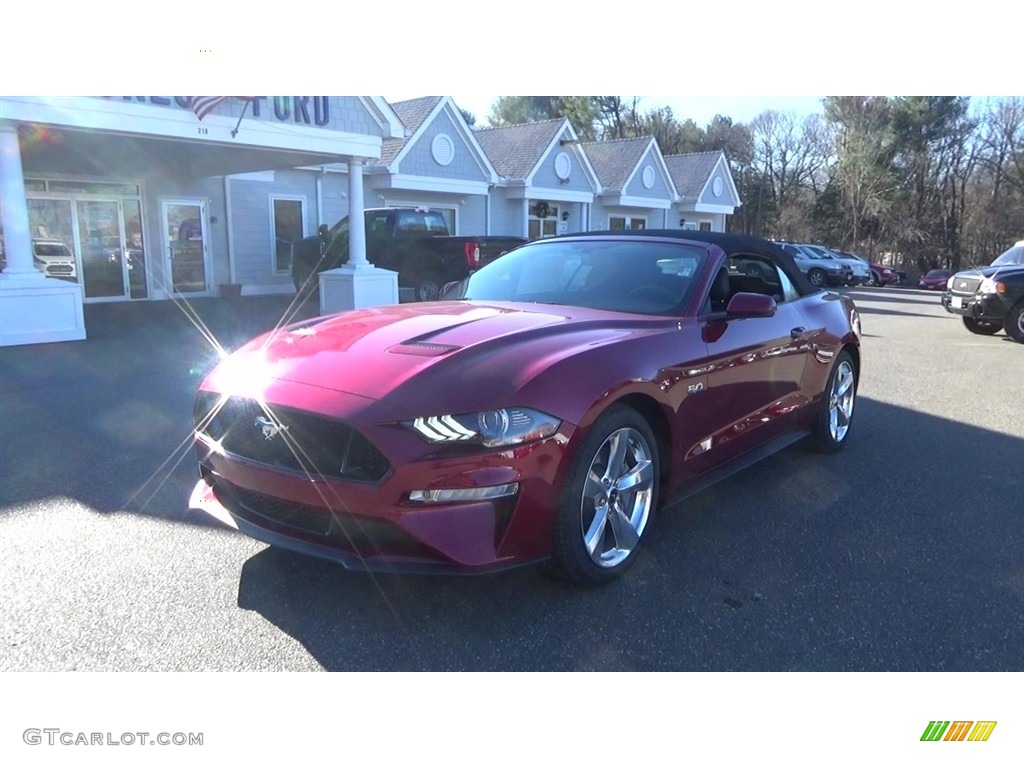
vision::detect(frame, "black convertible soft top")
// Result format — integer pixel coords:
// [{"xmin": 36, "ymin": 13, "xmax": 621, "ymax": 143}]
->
[{"xmin": 573, "ymin": 229, "xmax": 818, "ymax": 296}]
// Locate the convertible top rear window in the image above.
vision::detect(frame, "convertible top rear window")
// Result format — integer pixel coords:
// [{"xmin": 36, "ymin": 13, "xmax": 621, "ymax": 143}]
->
[{"xmin": 462, "ymin": 239, "xmax": 707, "ymax": 315}]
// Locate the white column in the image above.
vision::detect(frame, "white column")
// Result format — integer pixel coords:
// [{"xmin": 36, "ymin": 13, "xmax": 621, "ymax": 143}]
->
[
  {"xmin": 0, "ymin": 119, "xmax": 86, "ymax": 346},
  {"xmin": 347, "ymin": 157, "xmax": 367, "ymax": 265},
  {"xmin": 317, "ymin": 156, "xmax": 398, "ymax": 314},
  {"xmin": 0, "ymin": 121, "xmax": 41, "ymax": 278}
]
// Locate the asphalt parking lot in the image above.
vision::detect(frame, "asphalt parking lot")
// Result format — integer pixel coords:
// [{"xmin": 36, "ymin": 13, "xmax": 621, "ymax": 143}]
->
[{"xmin": 1, "ymin": 288, "xmax": 1021, "ymax": 671}]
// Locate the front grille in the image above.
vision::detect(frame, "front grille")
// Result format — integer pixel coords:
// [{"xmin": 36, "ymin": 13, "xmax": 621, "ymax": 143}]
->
[
  {"xmin": 212, "ymin": 478, "xmax": 432, "ymax": 556},
  {"xmin": 48, "ymin": 265, "xmax": 74, "ymax": 275},
  {"xmin": 951, "ymin": 276, "xmax": 982, "ymax": 295},
  {"xmin": 195, "ymin": 394, "xmax": 390, "ymax": 483}
]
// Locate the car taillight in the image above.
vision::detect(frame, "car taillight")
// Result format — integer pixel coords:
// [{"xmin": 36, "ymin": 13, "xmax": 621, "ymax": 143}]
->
[{"xmin": 464, "ymin": 242, "xmax": 481, "ymax": 269}]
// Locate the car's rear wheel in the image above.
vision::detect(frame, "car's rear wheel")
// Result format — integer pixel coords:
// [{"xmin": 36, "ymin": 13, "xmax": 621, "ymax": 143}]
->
[
  {"xmin": 962, "ymin": 317, "xmax": 1001, "ymax": 336},
  {"xmin": 1004, "ymin": 301, "xmax": 1024, "ymax": 343},
  {"xmin": 549, "ymin": 406, "xmax": 659, "ymax": 585},
  {"xmin": 415, "ymin": 275, "xmax": 442, "ymax": 302},
  {"xmin": 807, "ymin": 350, "xmax": 857, "ymax": 453},
  {"xmin": 807, "ymin": 268, "xmax": 826, "ymax": 288}
]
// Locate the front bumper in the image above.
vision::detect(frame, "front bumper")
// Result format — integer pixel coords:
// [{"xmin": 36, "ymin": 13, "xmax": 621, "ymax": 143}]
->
[
  {"xmin": 190, "ymin": 422, "xmax": 575, "ymax": 574},
  {"xmin": 941, "ymin": 291, "xmax": 1008, "ymax": 322}
]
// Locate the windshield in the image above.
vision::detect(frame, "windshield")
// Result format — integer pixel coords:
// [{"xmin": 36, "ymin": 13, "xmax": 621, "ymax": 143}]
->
[
  {"xmin": 458, "ymin": 239, "xmax": 707, "ymax": 315},
  {"xmin": 925, "ymin": 269, "xmax": 950, "ymax": 278},
  {"xmin": 34, "ymin": 243, "xmax": 71, "ymax": 258},
  {"xmin": 991, "ymin": 244, "xmax": 1024, "ymax": 266},
  {"xmin": 802, "ymin": 245, "xmax": 838, "ymax": 260}
]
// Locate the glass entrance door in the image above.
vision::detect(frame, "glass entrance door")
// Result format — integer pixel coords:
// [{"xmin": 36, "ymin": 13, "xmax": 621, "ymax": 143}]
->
[
  {"xmin": 163, "ymin": 201, "xmax": 208, "ymax": 294},
  {"xmin": 77, "ymin": 199, "xmax": 128, "ymax": 299}
]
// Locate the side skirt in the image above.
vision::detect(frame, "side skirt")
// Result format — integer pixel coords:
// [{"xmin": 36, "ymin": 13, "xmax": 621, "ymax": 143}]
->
[{"xmin": 663, "ymin": 430, "xmax": 810, "ymax": 510}]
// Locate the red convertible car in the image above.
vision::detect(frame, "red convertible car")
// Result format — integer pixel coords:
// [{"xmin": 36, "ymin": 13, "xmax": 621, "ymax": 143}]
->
[{"xmin": 191, "ymin": 232, "xmax": 861, "ymax": 584}]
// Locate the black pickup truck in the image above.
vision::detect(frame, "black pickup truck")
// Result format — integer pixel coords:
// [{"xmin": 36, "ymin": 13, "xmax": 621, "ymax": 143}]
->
[
  {"xmin": 941, "ymin": 240, "xmax": 1024, "ymax": 342},
  {"xmin": 292, "ymin": 207, "xmax": 525, "ymax": 301}
]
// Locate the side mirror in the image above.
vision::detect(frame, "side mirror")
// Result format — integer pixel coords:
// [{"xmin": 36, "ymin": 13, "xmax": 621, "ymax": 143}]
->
[
  {"xmin": 725, "ymin": 292, "xmax": 777, "ymax": 318},
  {"xmin": 318, "ymin": 224, "xmax": 329, "ymax": 239}
]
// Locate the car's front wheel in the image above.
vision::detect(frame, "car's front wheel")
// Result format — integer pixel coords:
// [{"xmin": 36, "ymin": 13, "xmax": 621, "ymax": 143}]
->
[
  {"xmin": 1004, "ymin": 301, "xmax": 1024, "ymax": 343},
  {"xmin": 550, "ymin": 406, "xmax": 659, "ymax": 585},
  {"xmin": 807, "ymin": 268, "xmax": 826, "ymax": 288},
  {"xmin": 807, "ymin": 350, "xmax": 857, "ymax": 453},
  {"xmin": 962, "ymin": 317, "xmax": 1001, "ymax": 336}
]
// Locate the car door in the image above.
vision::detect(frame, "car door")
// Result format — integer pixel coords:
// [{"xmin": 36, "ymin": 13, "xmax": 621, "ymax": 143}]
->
[{"xmin": 691, "ymin": 253, "xmax": 814, "ymax": 469}]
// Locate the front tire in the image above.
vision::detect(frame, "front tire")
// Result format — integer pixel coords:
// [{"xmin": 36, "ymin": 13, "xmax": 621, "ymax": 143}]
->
[
  {"xmin": 1004, "ymin": 301, "xmax": 1024, "ymax": 343},
  {"xmin": 807, "ymin": 268, "xmax": 826, "ymax": 288},
  {"xmin": 963, "ymin": 317, "xmax": 1001, "ymax": 336},
  {"xmin": 549, "ymin": 406, "xmax": 659, "ymax": 585},
  {"xmin": 807, "ymin": 350, "xmax": 857, "ymax": 453}
]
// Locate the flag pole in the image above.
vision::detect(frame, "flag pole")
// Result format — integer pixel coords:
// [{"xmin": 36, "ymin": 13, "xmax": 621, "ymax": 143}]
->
[{"xmin": 231, "ymin": 99, "xmax": 252, "ymax": 138}]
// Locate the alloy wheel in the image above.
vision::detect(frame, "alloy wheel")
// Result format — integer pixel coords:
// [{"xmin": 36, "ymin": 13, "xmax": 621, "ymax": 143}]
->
[
  {"xmin": 579, "ymin": 427, "xmax": 654, "ymax": 568},
  {"xmin": 828, "ymin": 360, "xmax": 856, "ymax": 443}
]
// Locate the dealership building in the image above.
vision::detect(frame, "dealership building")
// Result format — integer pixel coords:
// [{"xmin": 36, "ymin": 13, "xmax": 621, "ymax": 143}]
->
[{"xmin": 0, "ymin": 96, "xmax": 740, "ymax": 347}]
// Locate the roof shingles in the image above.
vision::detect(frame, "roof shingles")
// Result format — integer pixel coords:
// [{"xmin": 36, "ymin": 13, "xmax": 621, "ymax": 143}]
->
[
  {"xmin": 474, "ymin": 119, "xmax": 565, "ymax": 180},
  {"xmin": 578, "ymin": 138, "xmax": 651, "ymax": 191},
  {"xmin": 664, "ymin": 151, "xmax": 722, "ymax": 198},
  {"xmin": 376, "ymin": 96, "xmax": 443, "ymax": 168}
]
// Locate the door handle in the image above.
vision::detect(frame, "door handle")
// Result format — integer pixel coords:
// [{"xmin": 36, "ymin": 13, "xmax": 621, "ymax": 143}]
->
[{"xmin": 790, "ymin": 326, "xmax": 807, "ymax": 340}]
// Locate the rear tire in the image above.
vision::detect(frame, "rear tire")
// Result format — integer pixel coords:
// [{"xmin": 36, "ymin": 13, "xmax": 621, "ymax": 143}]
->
[
  {"xmin": 807, "ymin": 350, "xmax": 857, "ymax": 453},
  {"xmin": 1004, "ymin": 302, "xmax": 1024, "ymax": 343},
  {"xmin": 415, "ymin": 275, "xmax": 442, "ymax": 302},
  {"xmin": 549, "ymin": 406, "xmax": 659, "ymax": 585},
  {"xmin": 962, "ymin": 317, "xmax": 1001, "ymax": 336}
]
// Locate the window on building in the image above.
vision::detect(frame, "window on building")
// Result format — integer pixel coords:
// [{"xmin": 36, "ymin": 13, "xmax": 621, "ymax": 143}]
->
[
  {"xmin": 528, "ymin": 202, "xmax": 560, "ymax": 241},
  {"xmin": 700, "ymin": 221, "xmax": 712, "ymax": 232},
  {"xmin": 609, "ymin": 216, "xmax": 647, "ymax": 231},
  {"xmin": 272, "ymin": 197, "xmax": 304, "ymax": 273}
]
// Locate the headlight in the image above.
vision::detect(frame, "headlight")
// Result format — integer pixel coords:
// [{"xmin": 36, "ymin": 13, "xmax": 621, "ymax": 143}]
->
[
  {"xmin": 979, "ymin": 277, "xmax": 1004, "ymax": 295},
  {"xmin": 946, "ymin": 276, "xmax": 956, "ymax": 290},
  {"xmin": 409, "ymin": 407, "xmax": 560, "ymax": 447}
]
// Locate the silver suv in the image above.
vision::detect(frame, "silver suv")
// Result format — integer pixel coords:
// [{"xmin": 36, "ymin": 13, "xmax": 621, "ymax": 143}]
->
[{"xmin": 775, "ymin": 241, "xmax": 851, "ymax": 288}]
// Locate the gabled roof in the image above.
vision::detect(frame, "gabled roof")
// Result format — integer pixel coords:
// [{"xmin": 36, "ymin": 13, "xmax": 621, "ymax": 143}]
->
[
  {"xmin": 579, "ymin": 137, "xmax": 652, "ymax": 191},
  {"xmin": 474, "ymin": 119, "xmax": 566, "ymax": 181},
  {"xmin": 377, "ymin": 96, "xmax": 441, "ymax": 166},
  {"xmin": 371, "ymin": 96, "xmax": 497, "ymax": 184},
  {"xmin": 664, "ymin": 151, "xmax": 723, "ymax": 198}
]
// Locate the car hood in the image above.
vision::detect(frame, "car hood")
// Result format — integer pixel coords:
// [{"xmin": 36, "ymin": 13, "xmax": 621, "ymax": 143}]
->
[
  {"xmin": 953, "ymin": 264, "xmax": 1024, "ymax": 279},
  {"xmin": 202, "ymin": 301, "xmax": 671, "ymax": 415}
]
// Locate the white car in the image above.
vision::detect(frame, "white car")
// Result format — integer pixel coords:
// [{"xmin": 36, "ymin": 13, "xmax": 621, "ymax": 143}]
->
[
  {"xmin": 799, "ymin": 244, "xmax": 872, "ymax": 286},
  {"xmin": 33, "ymin": 239, "xmax": 78, "ymax": 279}
]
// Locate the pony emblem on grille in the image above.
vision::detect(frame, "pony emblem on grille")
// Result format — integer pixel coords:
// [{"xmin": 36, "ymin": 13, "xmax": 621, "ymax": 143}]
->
[{"xmin": 254, "ymin": 415, "xmax": 289, "ymax": 441}]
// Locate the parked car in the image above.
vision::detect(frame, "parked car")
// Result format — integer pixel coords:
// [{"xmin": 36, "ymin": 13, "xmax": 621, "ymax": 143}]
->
[
  {"xmin": 834, "ymin": 250, "xmax": 898, "ymax": 286},
  {"xmin": 774, "ymin": 241, "xmax": 851, "ymax": 287},
  {"xmin": 291, "ymin": 207, "xmax": 526, "ymax": 302},
  {"xmin": 941, "ymin": 240, "xmax": 1024, "ymax": 342},
  {"xmin": 919, "ymin": 269, "xmax": 952, "ymax": 290},
  {"xmin": 191, "ymin": 231, "xmax": 861, "ymax": 584},
  {"xmin": 32, "ymin": 239, "xmax": 77, "ymax": 280},
  {"xmin": 798, "ymin": 244, "xmax": 872, "ymax": 285}
]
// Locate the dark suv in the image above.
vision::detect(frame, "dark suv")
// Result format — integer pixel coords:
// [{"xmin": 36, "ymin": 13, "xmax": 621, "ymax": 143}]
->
[{"xmin": 941, "ymin": 241, "xmax": 1024, "ymax": 342}]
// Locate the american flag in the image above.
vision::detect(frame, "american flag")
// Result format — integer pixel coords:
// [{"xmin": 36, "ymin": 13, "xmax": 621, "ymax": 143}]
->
[
  {"xmin": 191, "ymin": 97, "xmax": 227, "ymax": 121},
  {"xmin": 191, "ymin": 96, "xmax": 254, "ymax": 121}
]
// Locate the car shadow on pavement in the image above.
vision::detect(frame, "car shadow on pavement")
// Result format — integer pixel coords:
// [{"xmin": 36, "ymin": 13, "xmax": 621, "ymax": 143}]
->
[
  {"xmin": 233, "ymin": 397, "xmax": 1024, "ymax": 672},
  {"xmin": 0, "ymin": 296, "xmax": 318, "ymax": 517}
]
